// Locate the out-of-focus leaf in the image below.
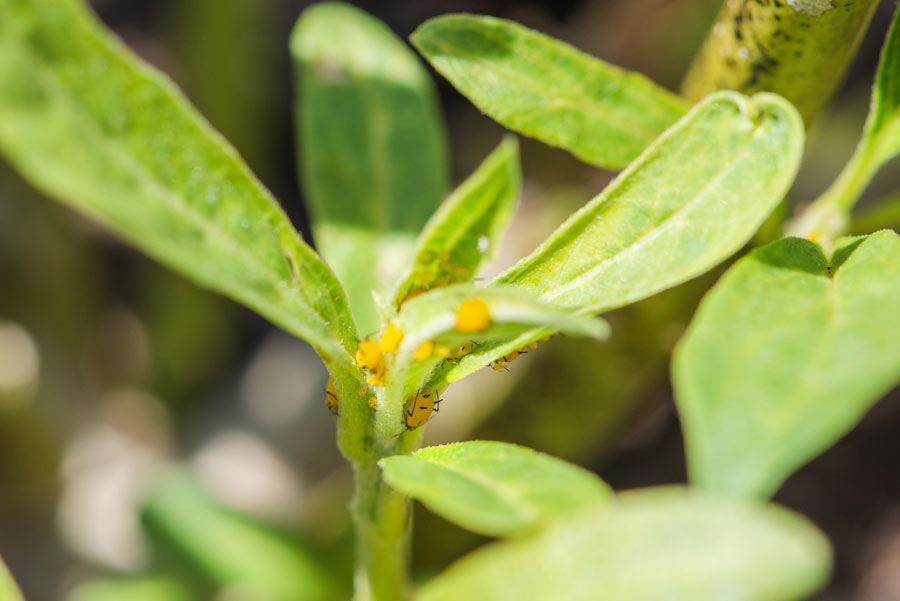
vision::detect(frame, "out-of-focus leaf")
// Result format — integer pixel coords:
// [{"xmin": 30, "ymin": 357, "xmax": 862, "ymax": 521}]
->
[
  {"xmin": 0, "ymin": 0, "xmax": 357, "ymax": 362},
  {"xmin": 66, "ymin": 577, "xmax": 191, "ymax": 601},
  {"xmin": 411, "ymin": 14, "xmax": 688, "ymax": 169},
  {"xmin": 380, "ymin": 441, "xmax": 610, "ymax": 537},
  {"xmin": 440, "ymin": 91, "xmax": 803, "ymax": 384},
  {"xmin": 391, "ymin": 137, "xmax": 520, "ymax": 307},
  {"xmin": 673, "ymin": 231, "xmax": 900, "ymax": 499},
  {"xmin": 141, "ymin": 472, "xmax": 337, "ymax": 601},
  {"xmin": 0, "ymin": 557, "xmax": 24, "ymax": 601},
  {"xmin": 414, "ymin": 487, "xmax": 831, "ymax": 601},
  {"xmin": 375, "ymin": 284, "xmax": 609, "ymax": 440},
  {"xmin": 292, "ymin": 1, "xmax": 448, "ymax": 333}
]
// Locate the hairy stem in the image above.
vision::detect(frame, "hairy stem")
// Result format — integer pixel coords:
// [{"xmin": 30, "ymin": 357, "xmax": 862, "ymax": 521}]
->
[
  {"xmin": 682, "ymin": 0, "xmax": 878, "ymax": 125},
  {"xmin": 351, "ymin": 461, "xmax": 411, "ymax": 601}
]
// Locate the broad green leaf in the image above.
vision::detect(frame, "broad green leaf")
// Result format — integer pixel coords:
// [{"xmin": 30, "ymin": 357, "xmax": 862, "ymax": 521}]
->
[
  {"xmin": 414, "ymin": 487, "xmax": 831, "ymax": 601},
  {"xmin": 391, "ymin": 136, "xmax": 521, "ymax": 307},
  {"xmin": 0, "ymin": 557, "xmax": 24, "ymax": 601},
  {"xmin": 373, "ymin": 284, "xmax": 609, "ymax": 440},
  {"xmin": 673, "ymin": 231, "xmax": 900, "ymax": 499},
  {"xmin": 380, "ymin": 441, "xmax": 610, "ymax": 537},
  {"xmin": 411, "ymin": 14, "xmax": 688, "ymax": 169},
  {"xmin": 141, "ymin": 472, "xmax": 336, "ymax": 601},
  {"xmin": 67, "ymin": 578, "xmax": 191, "ymax": 601},
  {"xmin": 292, "ymin": 1, "xmax": 449, "ymax": 333},
  {"xmin": 440, "ymin": 91, "xmax": 804, "ymax": 384},
  {"xmin": 0, "ymin": 0, "xmax": 357, "ymax": 363}
]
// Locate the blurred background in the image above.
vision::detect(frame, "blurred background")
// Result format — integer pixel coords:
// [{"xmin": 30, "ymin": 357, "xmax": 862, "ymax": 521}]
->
[{"xmin": 1, "ymin": 1, "xmax": 900, "ymax": 600}]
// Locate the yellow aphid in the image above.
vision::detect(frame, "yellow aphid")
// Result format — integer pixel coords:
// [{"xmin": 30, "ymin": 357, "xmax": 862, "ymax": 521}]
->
[
  {"xmin": 325, "ymin": 377, "xmax": 338, "ymax": 413},
  {"xmin": 405, "ymin": 390, "xmax": 441, "ymax": 430},
  {"xmin": 414, "ymin": 340, "xmax": 435, "ymax": 361},
  {"xmin": 455, "ymin": 299, "xmax": 491, "ymax": 333},
  {"xmin": 434, "ymin": 344, "xmax": 451, "ymax": 358},
  {"xmin": 356, "ymin": 339, "xmax": 386, "ymax": 385},
  {"xmin": 368, "ymin": 396, "xmax": 378, "ymax": 410},
  {"xmin": 355, "ymin": 339, "xmax": 384, "ymax": 371},
  {"xmin": 491, "ymin": 350, "xmax": 524, "ymax": 371},
  {"xmin": 446, "ymin": 341, "xmax": 476, "ymax": 359},
  {"xmin": 378, "ymin": 322, "xmax": 404, "ymax": 353}
]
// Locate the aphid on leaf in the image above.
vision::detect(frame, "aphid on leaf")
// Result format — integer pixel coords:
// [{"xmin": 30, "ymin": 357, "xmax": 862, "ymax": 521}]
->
[
  {"xmin": 405, "ymin": 390, "xmax": 442, "ymax": 430},
  {"xmin": 491, "ymin": 349, "xmax": 525, "ymax": 371},
  {"xmin": 325, "ymin": 377, "xmax": 338, "ymax": 414}
]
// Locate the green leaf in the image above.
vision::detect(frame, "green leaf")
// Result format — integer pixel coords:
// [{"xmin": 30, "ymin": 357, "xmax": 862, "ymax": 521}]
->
[
  {"xmin": 411, "ymin": 14, "xmax": 688, "ymax": 169},
  {"xmin": 141, "ymin": 471, "xmax": 336, "ymax": 601},
  {"xmin": 673, "ymin": 231, "xmax": 900, "ymax": 499},
  {"xmin": 860, "ymin": 2, "xmax": 900, "ymax": 165},
  {"xmin": 380, "ymin": 441, "xmax": 610, "ymax": 537},
  {"xmin": 373, "ymin": 284, "xmax": 609, "ymax": 440},
  {"xmin": 0, "ymin": 0, "xmax": 357, "ymax": 363},
  {"xmin": 414, "ymin": 487, "xmax": 831, "ymax": 601},
  {"xmin": 0, "ymin": 557, "xmax": 24, "ymax": 601},
  {"xmin": 67, "ymin": 578, "xmax": 191, "ymax": 601},
  {"xmin": 440, "ymin": 91, "xmax": 804, "ymax": 384},
  {"xmin": 292, "ymin": 1, "xmax": 449, "ymax": 333},
  {"xmin": 391, "ymin": 136, "xmax": 521, "ymax": 308}
]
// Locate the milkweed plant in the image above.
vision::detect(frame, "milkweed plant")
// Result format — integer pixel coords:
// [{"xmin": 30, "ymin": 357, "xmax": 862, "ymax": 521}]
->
[{"xmin": 1, "ymin": 0, "xmax": 900, "ymax": 600}]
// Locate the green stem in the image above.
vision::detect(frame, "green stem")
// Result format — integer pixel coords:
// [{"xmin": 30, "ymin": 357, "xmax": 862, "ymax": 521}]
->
[
  {"xmin": 682, "ymin": 0, "xmax": 878, "ymax": 125},
  {"xmin": 786, "ymin": 140, "xmax": 881, "ymax": 249},
  {"xmin": 351, "ymin": 461, "xmax": 411, "ymax": 601}
]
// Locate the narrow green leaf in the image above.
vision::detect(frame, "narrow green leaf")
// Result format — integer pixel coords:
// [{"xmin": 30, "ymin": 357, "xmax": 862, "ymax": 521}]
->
[
  {"xmin": 414, "ymin": 487, "xmax": 831, "ymax": 601},
  {"xmin": 374, "ymin": 284, "xmax": 609, "ymax": 440},
  {"xmin": 391, "ymin": 136, "xmax": 521, "ymax": 307},
  {"xmin": 860, "ymin": 2, "xmax": 900, "ymax": 165},
  {"xmin": 141, "ymin": 472, "xmax": 337, "ymax": 601},
  {"xmin": 292, "ymin": 1, "xmax": 449, "ymax": 333},
  {"xmin": 440, "ymin": 91, "xmax": 804, "ymax": 384},
  {"xmin": 0, "ymin": 0, "xmax": 357, "ymax": 362},
  {"xmin": 380, "ymin": 441, "xmax": 610, "ymax": 537},
  {"xmin": 67, "ymin": 578, "xmax": 191, "ymax": 601},
  {"xmin": 673, "ymin": 231, "xmax": 900, "ymax": 499},
  {"xmin": 411, "ymin": 14, "xmax": 688, "ymax": 169},
  {"xmin": 0, "ymin": 557, "xmax": 24, "ymax": 601}
]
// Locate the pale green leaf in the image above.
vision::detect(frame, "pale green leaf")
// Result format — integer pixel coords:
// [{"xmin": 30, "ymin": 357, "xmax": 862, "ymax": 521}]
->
[
  {"xmin": 673, "ymin": 231, "xmax": 900, "ymax": 499},
  {"xmin": 391, "ymin": 136, "xmax": 521, "ymax": 307},
  {"xmin": 414, "ymin": 487, "xmax": 831, "ymax": 601},
  {"xmin": 141, "ymin": 472, "xmax": 337, "ymax": 601},
  {"xmin": 380, "ymin": 441, "xmax": 610, "ymax": 537},
  {"xmin": 0, "ymin": 0, "xmax": 357, "ymax": 363},
  {"xmin": 373, "ymin": 284, "xmax": 609, "ymax": 440},
  {"xmin": 292, "ymin": 1, "xmax": 449, "ymax": 333},
  {"xmin": 0, "ymin": 557, "xmax": 24, "ymax": 601},
  {"xmin": 440, "ymin": 91, "xmax": 804, "ymax": 384},
  {"xmin": 411, "ymin": 14, "xmax": 688, "ymax": 169},
  {"xmin": 67, "ymin": 578, "xmax": 191, "ymax": 601}
]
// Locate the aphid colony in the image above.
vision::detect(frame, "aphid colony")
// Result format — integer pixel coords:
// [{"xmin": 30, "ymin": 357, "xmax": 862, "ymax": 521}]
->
[{"xmin": 325, "ymin": 298, "xmax": 551, "ymax": 430}]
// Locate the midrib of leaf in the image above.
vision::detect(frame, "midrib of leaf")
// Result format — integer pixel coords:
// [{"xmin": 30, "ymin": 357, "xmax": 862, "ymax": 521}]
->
[
  {"xmin": 417, "ymin": 32, "xmax": 671, "ymax": 142},
  {"xmin": 8, "ymin": 32, "xmax": 349, "ymax": 358},
  {"xmin": 526, "ymin": 119, "xmax": 766, "ymax": 309}
]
